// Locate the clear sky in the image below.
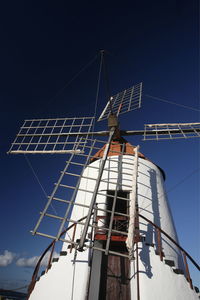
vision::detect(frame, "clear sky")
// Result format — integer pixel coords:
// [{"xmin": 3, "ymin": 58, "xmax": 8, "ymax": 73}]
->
[{"xmin": 0, "ymin": 0, "xmax": 199, "ymax": 292}]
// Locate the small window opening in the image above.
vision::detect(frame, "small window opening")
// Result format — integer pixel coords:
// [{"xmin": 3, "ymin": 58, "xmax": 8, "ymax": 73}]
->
[
  {"xmin": 107, "ymin": 190, "xmax": 129, "ymax": 215},
  {"xmin": 106, "ymin": 190, "xmax": 129, "ymax": 252}
]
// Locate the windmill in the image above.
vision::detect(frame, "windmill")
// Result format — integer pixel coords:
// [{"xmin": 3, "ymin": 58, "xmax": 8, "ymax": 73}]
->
[{"xmin": 8, "ymin": 52, "xmax": 200, "ymax": 300}]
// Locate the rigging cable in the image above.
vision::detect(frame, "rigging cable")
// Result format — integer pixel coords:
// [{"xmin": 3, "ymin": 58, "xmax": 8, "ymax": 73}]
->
[
  {"xmin": 23, "ymin": 56, "xmax": 100, "ymax": 235},
  {"xmin": 139, "ymin": 167, "xmax": 199, "ymax": 213},
  {"xmin": 91, "ymin": 50, "xmax": 104, "ymax": 136},
  {"xmin": 145, "ymin": 94, "xmax": 200, "ymax": 112},
  {"xmin": 94, "ymin": 51, "xmax": 104, "ymax": 122},
  {"xmin": 22, "ymin": 54, "xmax": 101, "ymax": 238},
  {"xmin": 24, "ymin": 155, "xmax": 48, "ymax": 199},
  {"xmin": 81, "ymin": 51, "xmax": 104, "ymax": 219},
  {"xmin": 163, "ymin": 167, "xmax": 199, "ymax": 196},
  {"xmin": 49, "ymin": 54, "xmax": 98, "ymax": 105},
  {"xmin": 23, "ymin": 154, "xmax": 71, "ymax": 238},
  {"xmin": 102, "ymin": 50, "xmax": 113, "ymax": 113}
]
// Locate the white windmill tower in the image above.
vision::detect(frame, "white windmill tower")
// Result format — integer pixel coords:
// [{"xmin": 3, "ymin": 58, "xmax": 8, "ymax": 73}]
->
[{"xmin": 8, "ymin": 52, "xmax": 200, "ymax": 300}]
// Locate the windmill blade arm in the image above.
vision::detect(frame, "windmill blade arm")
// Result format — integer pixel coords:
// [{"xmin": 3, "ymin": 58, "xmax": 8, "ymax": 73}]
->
[
  {"xmin": 121, "ymin": 122, "xmax": 200, "ymax": 140},
  {"xmin": 15, "ymin": 131, "xmax": 110, "ymax": 138},
  {"xmin": 121, "ymin": 128, "xmax": 200, "ymax": 136},
  {"xmin": 143, "ymin": 122, "xmax": 200, "ymax": 140},
  {"xmin": 98, "ymin": 101, "xmax": 111, "ymax": 121},
  {"xmin": 121, "ymin": 130, "xmax": 146, "ymax": 136},
  {"xmin": 8, "ymin": 149, "xmax": 83, "ymax": 155}
]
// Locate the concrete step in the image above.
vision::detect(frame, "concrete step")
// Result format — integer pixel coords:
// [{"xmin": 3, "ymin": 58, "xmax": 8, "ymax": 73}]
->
[
  {"xmin": 164, "ymin": 259, "xmax": 175, "ymax": 267},
  {"xmin": 52, "ymin": 257, "xmax": 59, "ymax": 263},
  {"xmin": 173, "ymin": 268, "xmax": 184, "ymax": 275},
  {"xmin": 60, "ymin": 251, "xmax": 67, "ymax": 256}
]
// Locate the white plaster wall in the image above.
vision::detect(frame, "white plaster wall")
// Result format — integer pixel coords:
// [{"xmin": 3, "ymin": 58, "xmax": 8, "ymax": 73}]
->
[
  {"xmin": 29, "ymin": 154, "xmax": 194, "ymax": 300},
  {"xmin": 63, "ymin": 155, "xmax": 183, "ymax": 268},
  {"xmin": 130, "ymin": 243, "xmax": 199, "ymax": 300},
  {"xmin": 29, "ymin": 250, "xmax": 90, "ymax": 300}
]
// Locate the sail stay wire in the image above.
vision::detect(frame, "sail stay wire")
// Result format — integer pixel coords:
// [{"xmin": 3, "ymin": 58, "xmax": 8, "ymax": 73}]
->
[
  {"xmin": 139, "ymin": 167, "xmax": 199, "ymax": 214},
  {"xmin": 102, "ymin": 50, "xmax": 113, "ymax": 114},
  {"xmin": 24, "ymin": 154, "xmax": 49, "ymax": 199},
  {"xmin": 22, "ymin": 54, "xmax": 101, "ymax": 217},
  {"xmin": 23, "ymin": 154, "xmax": 71, "ymax": 237},
  {"xmin": 23, "ymin": 154, "xmax": 60, "ymax": 216},
  {"xmin": 48, "ymin": 54, "xmax": 99, "ymax": 105},
  {"xmin": 92, "ymin": 50, "xmax": 104, "ymax": 135},
  {"xmin": 145, "ymin": 94, "xmax": 200, "ymax": 112}
]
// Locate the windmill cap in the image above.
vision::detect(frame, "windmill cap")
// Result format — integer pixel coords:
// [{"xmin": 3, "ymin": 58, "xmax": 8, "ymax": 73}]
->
[{"xmin": 91, "ymin": 138, "xmax": 166, "ymax": 180}]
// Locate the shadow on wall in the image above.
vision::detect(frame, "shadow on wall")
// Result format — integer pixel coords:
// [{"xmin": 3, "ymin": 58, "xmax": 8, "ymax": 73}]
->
[
  {"xmin": 138, "ymin": 169, "xmax": 160, "ymax": 278},
  {"xmin": 139, "ymin": 223, "xmax": 153, "ymax": 278}
]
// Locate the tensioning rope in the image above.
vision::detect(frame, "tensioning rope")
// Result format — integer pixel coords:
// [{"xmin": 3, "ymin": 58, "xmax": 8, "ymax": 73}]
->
[
  {"xmin": 49, "ymin": 54, "xmax": 98, "ymax": 105},
  {"xmin": 23, "ymin": 154, "xmax": 71, "ymax": 238},
  {"xmin": 102, "ymin": 50, "xmax": 113, "ymax": 114},
  {"xmin": 24, "ymin": 154, "xmax": 48, "ymax": 199},
  {"xmin": 94, "ymin": 51, "xmax": 104, "ymax": 122},
  {"xmin": 22, "ymin": 54, "xmax": 100, "ymax": 236},
  {"xmin": 139, "ymin": 167, "xmax": 199, "ymax": 213},
  {"xmin": 145, "ymin": 94, "xmax": 200, "ymax": 112}
]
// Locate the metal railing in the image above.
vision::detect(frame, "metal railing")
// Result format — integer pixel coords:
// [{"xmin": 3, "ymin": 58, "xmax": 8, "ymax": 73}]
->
[
  {"xmin": 27, "ymin": 213, "xmax": 199, "ymax": 299},
  {"xmin": 138, "ymin": 214, "xmax": 200, "ymax": 290},
  {"xmin": 27, "ymin": 215, "xmax": 88, "ymax": 299}
]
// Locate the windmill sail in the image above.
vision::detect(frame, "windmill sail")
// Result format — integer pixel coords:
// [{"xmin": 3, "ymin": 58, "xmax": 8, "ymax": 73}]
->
[
  {"xmin": 98, "ymin": 82, "xmax": 142, "ymax": 121},
  {"xmin": 143, "ymin": 122, "xmax": 200, "ymax": 140},
  {"xmin": 8, "ymin": 117, "xmax": 94, "ymax": 154}
]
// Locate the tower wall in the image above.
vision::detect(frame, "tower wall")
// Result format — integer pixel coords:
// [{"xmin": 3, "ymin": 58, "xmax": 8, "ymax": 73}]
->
[
  {"xmin": 63, "ymin": 155, "xmax": 182, "ymax": 268},
  {"xmin": 29, "ymin": 154, "xmax": 198, "ymax": 300}
]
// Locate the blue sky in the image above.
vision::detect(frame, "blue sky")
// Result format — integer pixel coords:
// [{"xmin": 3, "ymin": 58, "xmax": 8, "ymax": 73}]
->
[{"xmin": 0, "ymin": 0, "xmax": 199, "ymax": 292}]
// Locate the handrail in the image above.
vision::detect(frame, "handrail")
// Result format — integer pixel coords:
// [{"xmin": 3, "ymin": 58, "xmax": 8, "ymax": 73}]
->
[
  {"xmin": 27, "ymin": 212, "xmax": 199, "ymax": 298},
  {"xmin": 138, "ymin": 213, "xmax": 200, "ymax": 271},
  {"xmin": 27, "ymin": 215, "xmax": 88, "ymax": 299}
]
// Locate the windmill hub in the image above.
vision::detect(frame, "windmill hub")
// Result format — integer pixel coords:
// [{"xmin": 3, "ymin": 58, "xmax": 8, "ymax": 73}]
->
[
  {"xmin": 108, "ymin": 113, "xmax": 119, "ymax": 129},
  {"xmin": 107, "ymin": 113, "xmax": 122, "ymax": 140}
]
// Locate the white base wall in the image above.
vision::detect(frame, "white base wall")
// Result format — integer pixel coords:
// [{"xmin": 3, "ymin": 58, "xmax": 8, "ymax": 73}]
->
[
  {"xmin": 131, "ymin": 242, "xmax": 199, "ymax": 300},
  {"xmin": 29, "ymin": 244, "xmax": 199, "ymax": 300},
  {"xmin": 29, "ymin": 250, "xmax": 90, "ymax": 300},
  {"xmin": 29, "ymin": 154, "xmax": 199, "ymax": 300}
]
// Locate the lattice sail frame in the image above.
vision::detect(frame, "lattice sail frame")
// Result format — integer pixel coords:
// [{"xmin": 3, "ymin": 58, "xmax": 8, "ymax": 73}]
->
[
  {"xmin": 98, "ymin": 82, "xmax": 142, "ymax": 121},
  {"xmin": 8, "ymin": 117, "xmax": 94, "ymax": 154},
  {"xmin": 143, "ymin": 122, "xmax": 200, "ymax": 140},
  {"xmin": 31, "ymin": 138, "xmax": 139, "ymax": 258}
]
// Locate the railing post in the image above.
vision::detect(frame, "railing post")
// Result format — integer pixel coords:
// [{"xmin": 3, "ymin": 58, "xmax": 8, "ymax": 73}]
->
[
  {"xmin": 139, "ymin": 213, "xmax": 200, "ymax": 271},
  {"xmin": 156, "ymin": 228, "xmax": 164, "ymax": 261},
  {"xmin": 136, "ymin": 241, "xmax": 140, "ymax": 300},
  {"xmin": 182, "ymin": 251, "xmax": 193, "ymax": 289},
  {"xmin": 46, "ymin": 240, "xmax": 55, "ymax": 272},
  {"xmin": 70, "ymin": 223, "xmax": 77, "ymax": 253}
]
